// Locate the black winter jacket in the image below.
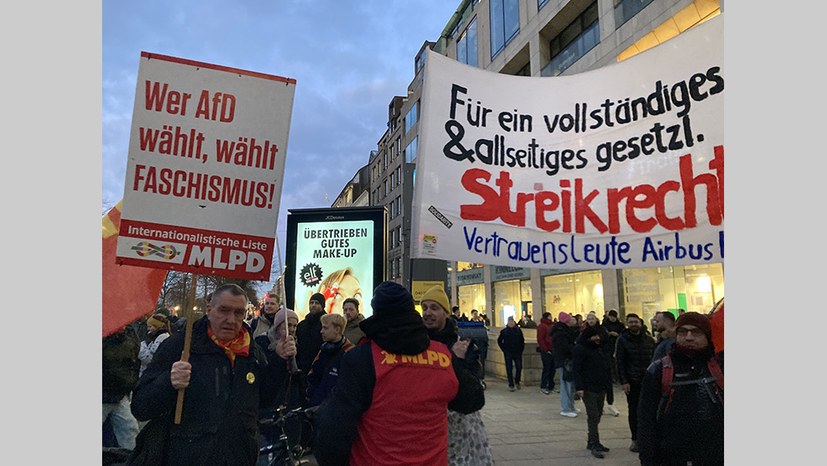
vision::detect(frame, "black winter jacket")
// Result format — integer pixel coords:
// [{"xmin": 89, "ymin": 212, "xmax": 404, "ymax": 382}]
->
[
  {"xmin": 573, "ymin": 337, "xmax": 612, "ymax": 393},
  {"xmin": 551, "ymin": 322, "xmax": 579, "ymax": 368},
  {"xmin": 429, "ymin": 318, "xmax": 483, "ymax": 377},
  {"xmin": 497, "ymin": 325, "xmax": 525, "ymax": 355},
  {"xmin": 637, "ymin": 347, "xmax": 724, "ymax": 466},
  {"xmin": 131, "ymin": 316, "xmax": 289, "ymax": 466},
  {"xmin": 296, "ymin": 311, "xmax": 324, "ymax": 373},
  {"xmin": 615, "ymin": 329, "xmax": 656, "ymax": 385}
]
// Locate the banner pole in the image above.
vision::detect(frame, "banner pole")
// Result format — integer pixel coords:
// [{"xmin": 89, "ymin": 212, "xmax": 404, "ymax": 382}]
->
[{"xmin": 174, "ymin": 272, "xmax": 198, "ymax": 424}]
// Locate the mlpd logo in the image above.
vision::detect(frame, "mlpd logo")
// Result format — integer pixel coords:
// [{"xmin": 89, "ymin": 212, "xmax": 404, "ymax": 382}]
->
[{"xmin": 131, "ymin": 241, "xmax": 179, "ymax": 260}]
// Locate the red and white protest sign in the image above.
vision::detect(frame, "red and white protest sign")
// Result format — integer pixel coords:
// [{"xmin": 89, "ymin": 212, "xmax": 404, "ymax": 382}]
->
[
  {"xmin": 116, "ymin": 52, "xmax": 296, "ymax": 280},
  {"xmin": 411, "ymin": 16, "xmax": 723, "ymax": 270}
]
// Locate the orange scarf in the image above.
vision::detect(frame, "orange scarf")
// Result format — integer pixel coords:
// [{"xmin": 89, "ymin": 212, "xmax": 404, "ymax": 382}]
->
[{"xmin": 208, "ymin": 326, "xmax": 251, "ymax": 367}]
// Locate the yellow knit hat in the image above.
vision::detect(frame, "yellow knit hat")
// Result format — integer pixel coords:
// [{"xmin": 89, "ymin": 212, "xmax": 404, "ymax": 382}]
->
[{"xmin": 420, "ymin": 285, "xmax": 450, "ymax": 314}]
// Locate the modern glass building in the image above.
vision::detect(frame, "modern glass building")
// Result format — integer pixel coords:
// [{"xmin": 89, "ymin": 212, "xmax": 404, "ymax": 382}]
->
[{"xmin": 338, "ymin": 0, "xmax": 723, "ymax": 330}]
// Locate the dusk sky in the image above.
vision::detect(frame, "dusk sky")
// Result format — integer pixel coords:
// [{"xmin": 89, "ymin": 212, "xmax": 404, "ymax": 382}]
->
[{"xmin": 103, "ymin": 0, "xmax": 463, "ymax": 289}]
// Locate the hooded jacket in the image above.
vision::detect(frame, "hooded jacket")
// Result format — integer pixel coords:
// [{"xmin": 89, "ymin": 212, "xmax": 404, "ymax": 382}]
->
[{"xmin": 313, "ymin": 306, "xmax": 484, "ymax": 466}]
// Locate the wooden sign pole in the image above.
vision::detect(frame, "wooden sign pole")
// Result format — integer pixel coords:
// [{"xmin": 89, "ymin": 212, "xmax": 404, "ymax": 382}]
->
[{"xmin": 174, "ymin": 272, "xmax": 198, "ymax": 424}]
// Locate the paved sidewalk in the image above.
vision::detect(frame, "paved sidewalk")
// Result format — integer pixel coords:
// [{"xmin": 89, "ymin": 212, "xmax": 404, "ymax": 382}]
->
[{"xmin": 481, "ymin": 377, "xmax": 641, "ymax": 465}]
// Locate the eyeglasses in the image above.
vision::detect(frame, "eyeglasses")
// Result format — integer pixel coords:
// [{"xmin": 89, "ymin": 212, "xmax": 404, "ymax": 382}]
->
[{"xmin": 676, "ymin": 327, "xmax": 705, "ymax": 337}]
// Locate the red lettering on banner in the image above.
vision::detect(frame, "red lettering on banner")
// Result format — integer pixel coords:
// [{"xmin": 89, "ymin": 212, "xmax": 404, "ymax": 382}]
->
[{"xmin": 459, "ymin": 145, "xmax": 724, "ymax": 234}]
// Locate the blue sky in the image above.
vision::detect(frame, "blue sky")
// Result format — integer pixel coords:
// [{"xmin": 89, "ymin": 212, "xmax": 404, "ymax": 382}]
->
[{"xmin": 102, "ymin": 0, "xmax": 462, "ymax": 289}]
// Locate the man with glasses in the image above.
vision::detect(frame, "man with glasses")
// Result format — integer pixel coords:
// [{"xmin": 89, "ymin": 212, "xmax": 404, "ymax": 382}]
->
[{"xmin": 637, "ymin": 311, "xmax": 724, "ymax": 466}]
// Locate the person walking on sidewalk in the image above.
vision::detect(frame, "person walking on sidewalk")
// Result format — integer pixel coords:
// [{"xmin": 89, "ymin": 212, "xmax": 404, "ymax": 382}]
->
[
  {"xmin": 614, "ymin": 313, "xmax": 655, "ymax": 453},
  {"xmin": 573, "ymin": 324, "xmax": 612, "ymax": 459},
  {"xmin": 536, "ymin": 312, "xmax": 555, "ymax": 394},
  {"xmin": 552, "ymin": 312, "xmax": 580, "ymax": 417},
  {"xmin": 497, "ymin": 316, "xmax": 525, "ymax": 392}
]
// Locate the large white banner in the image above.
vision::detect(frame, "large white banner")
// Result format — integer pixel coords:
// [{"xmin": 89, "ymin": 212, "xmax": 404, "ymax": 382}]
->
[
  {"xmin": 411, "ymin": 16, "xmax": 723, "ymax": 270},
  {"xmin": 116, "ymin": 52, "xmax": 296, "ymax": 280}
]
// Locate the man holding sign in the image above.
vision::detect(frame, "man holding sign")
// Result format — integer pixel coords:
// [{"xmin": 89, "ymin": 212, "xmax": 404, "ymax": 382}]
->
[{"xmin": 130, "ymin": 284, "xmax": 297, "ymax": 465}]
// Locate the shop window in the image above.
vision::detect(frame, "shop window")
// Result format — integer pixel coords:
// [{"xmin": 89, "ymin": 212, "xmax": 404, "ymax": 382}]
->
[{"xmin": 542, "ymin": 270, "xmax": 604, "ymax": 318}]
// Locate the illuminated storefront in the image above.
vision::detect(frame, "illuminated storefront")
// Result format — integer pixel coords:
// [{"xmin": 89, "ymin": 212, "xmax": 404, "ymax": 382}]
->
[
  {"xmin": 541, "ymin": 269, "xmax": 605, "ymax": 319},
  {"xmin": 622, "ymin": 264, "xmax": 724, "ymax": 325},
  {"xmin": 456, "ymin": 262, "xmax": 486, "ymax": 318},
  {"xmin": 491, "ymin": 266, "xmax": 531, "ymax": 327}
]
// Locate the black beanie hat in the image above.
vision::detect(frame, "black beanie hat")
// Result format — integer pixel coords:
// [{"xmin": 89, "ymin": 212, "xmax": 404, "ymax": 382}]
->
[
  {"xmin": 310, "ymin": 292, "xmax": 326, "ymax": 306},
  {"xmin": 370, "ymin": 281, "xmax": 414, "ymax": 317}
]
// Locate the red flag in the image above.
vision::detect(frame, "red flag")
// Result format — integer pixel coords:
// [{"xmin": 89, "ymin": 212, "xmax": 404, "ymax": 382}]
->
[
  {"xmin": 709, "ymin": 298, "xmax": 724, "ymax": 353},
  {"xmin": 102, "ymin": 201, "xmax": 168, "ymax": 337}
]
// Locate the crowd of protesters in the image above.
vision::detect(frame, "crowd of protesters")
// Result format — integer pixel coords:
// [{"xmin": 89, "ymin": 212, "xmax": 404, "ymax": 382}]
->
[{"xmin": 104, "ymin": 277, "xmax": 722, "ymax": 466}]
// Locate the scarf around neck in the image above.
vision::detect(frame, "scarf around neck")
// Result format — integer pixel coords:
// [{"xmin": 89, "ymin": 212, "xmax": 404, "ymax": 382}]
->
[{"xmin": 208, "ymin": 326, "xmax": 251, "ymax": 366}]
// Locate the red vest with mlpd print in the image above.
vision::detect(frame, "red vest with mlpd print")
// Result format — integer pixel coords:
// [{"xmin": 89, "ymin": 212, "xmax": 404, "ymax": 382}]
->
[{"xmin": 349, "ymin": 340, "xmax": 458, "ymax": 466}]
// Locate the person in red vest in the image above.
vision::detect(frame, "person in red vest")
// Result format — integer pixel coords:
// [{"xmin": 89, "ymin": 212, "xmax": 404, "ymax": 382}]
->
[{"xmin": 312, "ymin": 281, "xmax": 485, "ymax": 466}]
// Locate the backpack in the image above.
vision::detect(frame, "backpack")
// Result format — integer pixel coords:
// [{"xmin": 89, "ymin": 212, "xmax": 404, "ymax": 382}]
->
[{"xmin": 659, "ymin": 353, "xmax": 723, "ymax": 414}]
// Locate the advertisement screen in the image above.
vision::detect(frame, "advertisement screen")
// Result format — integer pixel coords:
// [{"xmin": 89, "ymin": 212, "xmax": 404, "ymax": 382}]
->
[{"xmin": 285, "ymin": 207, "xmax": 385, "ymax": 320}]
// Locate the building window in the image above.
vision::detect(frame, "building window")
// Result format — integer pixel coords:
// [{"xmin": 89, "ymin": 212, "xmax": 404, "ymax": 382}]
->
[
  {"xmin": 415, "ymin": 50, "xmax": 427, "ymax": 75},
  {"xmin": 515, "ymin": 62, "xmax": 530, "ymax": 76},
  {"xmin": 614, "ymin": 0, "xmax": 654, "ymax": 29},
  {"xmin": 396, "ymin": 166, "xmax": 402, "ymax": 186},
  {"xmin": 457, "ymin": 18, "xmax": 478, "ymax": 67},
  {"xmin": 538, "ymin": 0, "xmax": 550, "ymax": 10},
  {"xmin": 405, "ymin": 136, "xmax": 418, "ymax": 163},
  {"xmin": 541, "ymin": 1, "xmax": 600, "ymax": 77},
  {"xmin": 490, "ymin": 0, "xmax": 520, "ymax": 59},
  {"xmin": 405, "ymin": 101, "xmax": 419, "ymax": 134}
]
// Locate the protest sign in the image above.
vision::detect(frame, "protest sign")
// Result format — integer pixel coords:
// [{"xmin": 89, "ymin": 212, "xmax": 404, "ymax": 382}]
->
[
  {"xmin": 411, "ymin": 16, "xmax": 723, "ymax": 270},
  {"xmin": 116, "ymin": 52, "xmax": 296, "ymax": 280}
]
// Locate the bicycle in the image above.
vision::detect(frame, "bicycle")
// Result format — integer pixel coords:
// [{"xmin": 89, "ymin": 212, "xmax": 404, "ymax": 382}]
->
[{"xmin": 257, "ymin": 405, "xmax": 315, "ymax": 466}]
